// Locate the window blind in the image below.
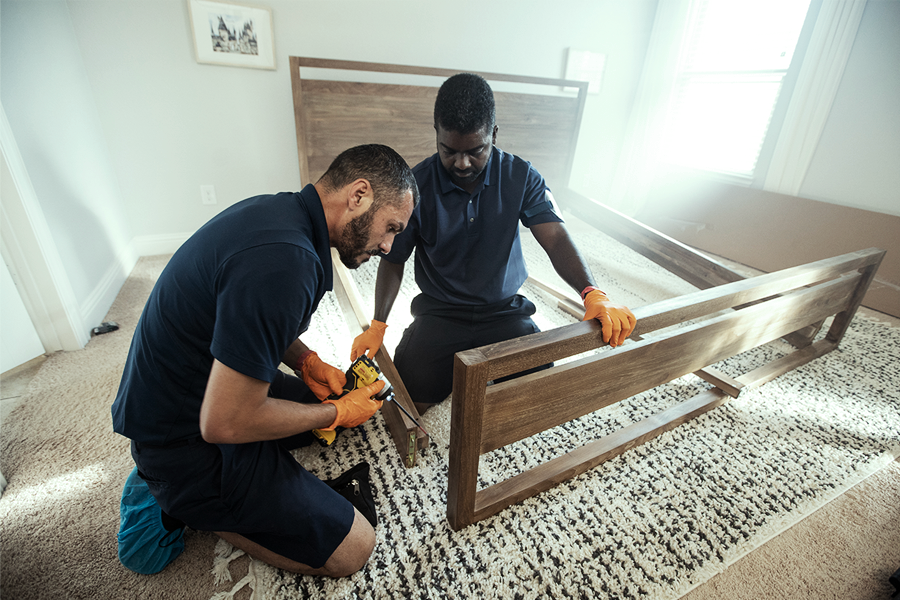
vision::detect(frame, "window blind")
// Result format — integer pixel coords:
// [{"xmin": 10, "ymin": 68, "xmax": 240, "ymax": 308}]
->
[{"xmin": 660, "ymin": 0, "xmax": 812, "ymax": 177}]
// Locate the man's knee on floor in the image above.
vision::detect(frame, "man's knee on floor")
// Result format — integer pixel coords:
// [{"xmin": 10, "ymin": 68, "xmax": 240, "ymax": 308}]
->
[{"xmin": 321, "ymin": 509, "xmax": 376, "ymax": 577}]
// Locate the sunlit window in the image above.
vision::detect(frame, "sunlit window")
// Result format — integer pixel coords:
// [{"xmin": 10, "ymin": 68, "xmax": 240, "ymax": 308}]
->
[{"xmin": 660, "ymin": 0, "xmax": 812, "ymax": 177}]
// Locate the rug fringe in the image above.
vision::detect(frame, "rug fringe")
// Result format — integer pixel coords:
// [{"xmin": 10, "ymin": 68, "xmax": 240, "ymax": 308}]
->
[
  {"xmin": 211, "ymin": 539, "xmax": 245, "ymax": 585},
  {"xmin": 210, "ymin": 558, "xmax": 266, "ymax": 600},
  {"xmin": 210, "ymin": 539, "xmax": 269, "ymax": 600}
]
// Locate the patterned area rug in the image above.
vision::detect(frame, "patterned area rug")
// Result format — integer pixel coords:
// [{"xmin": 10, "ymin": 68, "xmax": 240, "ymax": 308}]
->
[{"xmin": 215, "ymin": 218, "xmax": 900, "ymax": 600}]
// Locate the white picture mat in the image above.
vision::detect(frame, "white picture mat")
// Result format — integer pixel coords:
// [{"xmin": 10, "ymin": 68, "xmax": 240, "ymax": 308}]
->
[{"xmin": 188, "ymin": 0, "xmax": 275, "ymax": 69}]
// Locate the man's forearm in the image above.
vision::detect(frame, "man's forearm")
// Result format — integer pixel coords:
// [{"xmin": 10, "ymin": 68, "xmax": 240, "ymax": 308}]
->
[
  {"xmin": 373, "ymin": 258, "xmax": 404, "ymax": 323},
  {"xmin": 200, "ymin": 358, "xmax": 336, "ymax": 444},
  {"xmin": 203, "ymin": 394, "xmax": 338, "ymax": 444},
  {"xmin": 531, "ymin": 222, "xmax": 596, "ymax": 294},
  {"xmin": 549, "ymin": 245, "xmax": 595, "ymax": 294}
]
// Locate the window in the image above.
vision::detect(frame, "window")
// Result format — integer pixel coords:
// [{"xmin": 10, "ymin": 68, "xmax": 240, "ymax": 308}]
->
[{"xmin": 659, "ymin": 0, "xmax": 812, "ymax": 178}]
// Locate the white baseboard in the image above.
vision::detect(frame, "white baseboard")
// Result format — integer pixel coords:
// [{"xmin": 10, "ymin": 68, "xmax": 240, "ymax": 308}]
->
[
  {"xmin": 132, "ymin": 232, "xmax": 191, "ymax": 257},
  {"xmin": 79, "ymin": 245, "xmax": 139, "ymax": 330},
  {"xmin": 79, "ymin": 233, "xmax": 190, "ymax": 331}
]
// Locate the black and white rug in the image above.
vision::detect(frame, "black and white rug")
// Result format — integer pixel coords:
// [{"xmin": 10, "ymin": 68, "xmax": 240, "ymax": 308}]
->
[{"xmin": 213, "ymin": 217, "xmax": 900, "ymax": 600}]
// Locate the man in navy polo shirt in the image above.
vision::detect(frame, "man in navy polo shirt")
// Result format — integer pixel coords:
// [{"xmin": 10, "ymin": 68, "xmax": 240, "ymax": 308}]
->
[
  {"xmin": 351, "ymin": 74, "xmax": 636, "ymax": 414},
  {"xmin": 111, "ymin": 144, "xmax": 417, "ymax": 577}
]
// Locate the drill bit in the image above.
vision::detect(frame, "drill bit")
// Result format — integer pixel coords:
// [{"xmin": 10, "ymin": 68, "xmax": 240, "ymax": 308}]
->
[{"xmin": 383, "ymin": 393, "xmax": 428, "ymax": 436}]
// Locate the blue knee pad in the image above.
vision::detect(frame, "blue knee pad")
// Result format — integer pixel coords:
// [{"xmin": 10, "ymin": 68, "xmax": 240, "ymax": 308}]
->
[{"xmin": 117, "ymin": 466, "xmax": 185, "ymax": 574}]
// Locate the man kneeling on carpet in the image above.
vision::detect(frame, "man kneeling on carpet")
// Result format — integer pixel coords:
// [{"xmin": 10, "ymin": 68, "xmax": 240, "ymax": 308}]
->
[
  {"xmin": 111, "ymin": 144, "xmax": 418, "ymax": 576},
  {"xmin": 351, "ymin": 73, "xmax": 637, "ymax": 415}
]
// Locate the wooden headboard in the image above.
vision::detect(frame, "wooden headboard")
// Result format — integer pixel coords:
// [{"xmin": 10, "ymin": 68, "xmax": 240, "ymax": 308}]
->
[{"xmin": 289, "ymin": 57, "xmax": 589, "ymax": 191}]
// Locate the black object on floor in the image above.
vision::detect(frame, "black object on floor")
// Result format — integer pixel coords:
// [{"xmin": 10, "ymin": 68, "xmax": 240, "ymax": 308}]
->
[
  {"xmin": 92, "ymin": 321, "xmax": 119, "ymax": 336},
  {"xmin": 323, "ymin": 462, "xmax": 377, "ymax": 527},
  {"xmin": 890, "ymin": 566, "xmax": 900, "ymax": 596}
]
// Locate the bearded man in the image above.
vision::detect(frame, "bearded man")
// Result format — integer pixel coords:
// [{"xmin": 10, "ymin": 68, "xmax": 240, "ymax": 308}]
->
[{"xmin": 111, "ymin": 144, "xmax": 417, "ymax": 577}]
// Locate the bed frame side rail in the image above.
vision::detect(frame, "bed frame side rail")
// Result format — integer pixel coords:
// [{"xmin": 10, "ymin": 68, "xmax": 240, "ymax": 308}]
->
[
  {"xmin": 447, "ymin": 247, "xmax": 884, "ymax": 530},
  {"xmin": 555, "ymin": 188, "xmax": 824, "ymax": 348}
]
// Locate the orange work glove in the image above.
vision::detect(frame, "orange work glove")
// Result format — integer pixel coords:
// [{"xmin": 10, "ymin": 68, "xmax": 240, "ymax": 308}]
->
[
  {"xmin": 321, "ymin": 380, "xmax": 385, "ymax": 430},
  {"xmin": 350, "ymin": 319, "xmax": 388, "ymax": 361},
  {"xmin": 297, "ymin": 351, "xmax": 346, "ymax": 400},
  {"xmin": 582, "ymin": 288, "xmax": 637, "ymax": 348}
]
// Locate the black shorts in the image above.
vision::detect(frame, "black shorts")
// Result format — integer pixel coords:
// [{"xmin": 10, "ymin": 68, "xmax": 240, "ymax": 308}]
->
[
  {"xmin": 131, "ymin": 371, "xmax": 354, "ymax": 569},
  {"xmin": 393, "ymin": 293, "xmax": 550, "ymax": 405}
]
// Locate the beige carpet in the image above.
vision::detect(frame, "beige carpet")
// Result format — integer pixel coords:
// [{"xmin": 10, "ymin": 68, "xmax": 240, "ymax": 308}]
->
[
  {"xmin": 680, "ymin": 268, "xmax": 900, "ymax": 600},
  {"xmin": 685, "ymin": 457, "xmax": 900, "ymax": 600},
  {"xmin": 0, "ymin": 255, "xmax": 241, "ymax": 600},
  {"xmin": 2, "ymin": 227, "xmax": 899, "ymax": 599}
]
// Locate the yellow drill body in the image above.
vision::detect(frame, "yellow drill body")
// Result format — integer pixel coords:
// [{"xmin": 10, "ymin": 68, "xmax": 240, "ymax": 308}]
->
[{"xmin": 312, "ymin": 356, "xmax": 392, "ymax": 446}]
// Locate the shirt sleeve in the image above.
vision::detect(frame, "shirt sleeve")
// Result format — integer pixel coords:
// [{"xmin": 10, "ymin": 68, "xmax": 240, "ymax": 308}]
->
[
  {"xmin": 210, "ymin": 243, "xmax": 321, "ymax": 382},
  {"xmin": 519, "ymin": 167, "xmax": 563, "ymax": 227}
]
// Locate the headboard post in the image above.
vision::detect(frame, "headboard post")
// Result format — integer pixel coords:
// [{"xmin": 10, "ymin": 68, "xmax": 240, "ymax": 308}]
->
[{"xmin": 289, "ymin": 56, "xmax": 311, "ymax": 185}]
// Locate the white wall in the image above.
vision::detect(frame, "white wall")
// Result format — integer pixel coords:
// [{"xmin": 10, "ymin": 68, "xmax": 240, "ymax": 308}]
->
[
  {"xmin": 799, "ymin": 0, "xmax": 900, "ymax": 216},
  {"xmin": 1, "ymin": 0, "xmax": 135, "ymax": 335},
  {"xmin": 61, "ymin": 0, "xmax": 656, "ymax": 241},
  {"xmin": 0, "ymin": 235, "xmax": 45, "ymax": 376},
  {"xmin": 0, "ymin": 260, "xmax": 44, "ymax": 374}
]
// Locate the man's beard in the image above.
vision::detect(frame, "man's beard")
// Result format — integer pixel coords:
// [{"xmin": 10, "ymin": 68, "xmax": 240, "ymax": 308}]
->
[
  {"xmin": 336, "ymin": 208, "xmax": 379, "ymax": 269},
  {"xmin": 449, "ymin": 165, "xmax": 482, "ymax": 188}
]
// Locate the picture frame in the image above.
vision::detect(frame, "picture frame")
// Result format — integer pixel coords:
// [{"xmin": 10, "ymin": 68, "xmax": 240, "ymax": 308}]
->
[{"xmin": 187, "ymin": 0, "xmax": 275, "ymax": 70}]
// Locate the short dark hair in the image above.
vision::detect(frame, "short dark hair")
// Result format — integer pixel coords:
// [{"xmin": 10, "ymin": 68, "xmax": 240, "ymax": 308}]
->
[
  {"xmin": 434, "ymin": 73, "xmax": 495, "ymax": 134},
  {"xmin": 318, "ymin": 144, "xmax": 419, "ymax": 208}
]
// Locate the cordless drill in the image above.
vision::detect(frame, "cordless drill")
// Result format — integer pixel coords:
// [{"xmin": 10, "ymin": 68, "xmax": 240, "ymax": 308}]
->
[{"xmin": 312, "ymin": 356, "xmax": 394, "ymax": 446}]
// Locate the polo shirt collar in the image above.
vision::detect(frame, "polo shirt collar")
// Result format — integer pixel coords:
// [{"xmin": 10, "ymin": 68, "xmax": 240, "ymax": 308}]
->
[{"xmin": 297, "ymin": 184, "xmax": 333, "ymax": 292}]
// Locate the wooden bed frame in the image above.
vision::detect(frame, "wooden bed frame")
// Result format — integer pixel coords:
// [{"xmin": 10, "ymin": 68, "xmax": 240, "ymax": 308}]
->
[
  {"xmin": 447, "ymin": 247, "xmax": 882, "ymax": 529},
  {"xmin": 288, "ymin": 58, "xmax": 885, "ymax": 528}
]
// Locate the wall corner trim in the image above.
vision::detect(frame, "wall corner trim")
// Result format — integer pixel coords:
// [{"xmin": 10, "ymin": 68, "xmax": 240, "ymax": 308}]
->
[{"xmin": 0, "ymin": 103, "xmax": 87, "ymax": 351}]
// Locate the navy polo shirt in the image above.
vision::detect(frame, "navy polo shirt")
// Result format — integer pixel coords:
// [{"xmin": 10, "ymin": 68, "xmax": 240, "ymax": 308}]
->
[
  {"xmin": 112, "ymin": 185, "xmax": 332, "ymax": 446},
  {"xmin": 384, "ymin": 147, "xmax": 562, "ymax": 305}
]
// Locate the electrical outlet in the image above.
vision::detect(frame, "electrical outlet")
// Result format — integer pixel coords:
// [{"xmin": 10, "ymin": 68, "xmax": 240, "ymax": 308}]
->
[{"xmin": 200, "ymin": 185, "xmax": 217, "ymax": 205}]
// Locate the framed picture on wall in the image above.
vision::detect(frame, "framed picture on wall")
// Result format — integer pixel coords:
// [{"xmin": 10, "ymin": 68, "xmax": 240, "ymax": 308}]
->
[{"xmin": 187, "ymin": 0, "xmax": 275, "ymax": 70}]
